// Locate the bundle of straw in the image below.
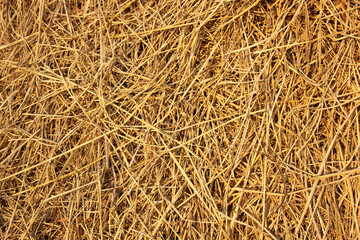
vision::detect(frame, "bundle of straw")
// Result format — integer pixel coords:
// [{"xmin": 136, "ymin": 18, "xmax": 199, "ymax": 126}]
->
[{"xmin": 1, "ymin": 0, "xmax": 360, "ymax": 239}]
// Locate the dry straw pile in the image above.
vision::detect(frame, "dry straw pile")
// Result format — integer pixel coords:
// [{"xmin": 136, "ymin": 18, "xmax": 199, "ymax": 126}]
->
[{"xmin": 1, "ymin": 0, "xmax": 360, "ymax": 239}]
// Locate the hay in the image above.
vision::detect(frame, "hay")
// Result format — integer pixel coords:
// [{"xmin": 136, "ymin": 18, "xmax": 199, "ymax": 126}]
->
[{"xmin": 1, "ymin": 0, "xmax": 360, "ymax": 239}]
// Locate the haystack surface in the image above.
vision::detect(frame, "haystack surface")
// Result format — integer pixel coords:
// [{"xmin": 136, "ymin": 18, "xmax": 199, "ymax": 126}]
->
[{"xmin": 1, "ymin": 0, "xmax": 360, "ymax": 239}]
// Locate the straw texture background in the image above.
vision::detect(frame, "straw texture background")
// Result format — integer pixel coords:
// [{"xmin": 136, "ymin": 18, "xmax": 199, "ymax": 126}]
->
[{"xmin": 1, "ymin": 0, "xmax": 360, "ymax": 239}]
